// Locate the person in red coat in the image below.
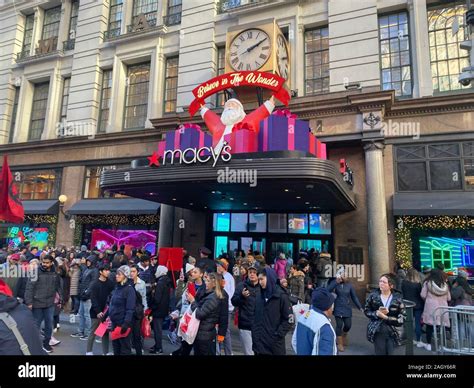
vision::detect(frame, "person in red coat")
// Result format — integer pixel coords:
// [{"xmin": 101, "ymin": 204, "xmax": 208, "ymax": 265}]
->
[{"xmin": 200, "ymin": 95, "xmax": 275, "ymax": 152}]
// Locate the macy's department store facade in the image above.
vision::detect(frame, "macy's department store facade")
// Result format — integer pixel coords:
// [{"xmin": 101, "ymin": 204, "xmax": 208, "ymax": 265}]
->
[{"xmin": 100, "ymin": 87, "xmax": 474, "ymax": 294}]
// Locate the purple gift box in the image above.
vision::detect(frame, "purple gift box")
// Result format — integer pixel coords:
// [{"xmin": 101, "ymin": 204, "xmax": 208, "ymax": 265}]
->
[
  {"xmin": 258, "ymin": 110, "xmax": 311, "ymax": 153},
  {"xmin": 164, "ymin": 125, "xmax": 213, "ymax": 159}
]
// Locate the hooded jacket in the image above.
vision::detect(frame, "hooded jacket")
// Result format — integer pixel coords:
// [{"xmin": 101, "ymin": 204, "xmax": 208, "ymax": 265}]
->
[
  {"xmin": 107, "ymin": 280, "xmax": 136, "ymax": 328},
  {"xmin": 327, "ymin": 279, "xmax": 363, "ymax": 317},
  {"xmin": 0, "ymin": 294, "xmax": 45, "ymax": 355},
  {"xmin": 288, "ymin": 270, "xmax": 305, "ymax": 303},
  {"xmin": 421, "ymin": 281, "xmax": 451, "ymax": 327},
  {"xmin": 78, "ymin": 264, "xmax": 99, "ymax": 301},
  {"xmin": 252, "ymin": 268, "xmax": 292, "ymax": 355}
]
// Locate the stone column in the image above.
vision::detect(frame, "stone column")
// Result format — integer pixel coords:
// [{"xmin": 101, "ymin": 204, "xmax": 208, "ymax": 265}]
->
[
  {"xmin": 158, "ymin": 204, "xmax": 176, "ymax": 249},
  {"xmin": 57, "ymin": 0, "xmax": 72, "ymax": 51},
  {"xmin": 408, "ymin": 0, "xmax": 432, "ymax": 98},
  {"xmin": 363, "ymin": 140, "xmax": 390, "ymax": 286}
]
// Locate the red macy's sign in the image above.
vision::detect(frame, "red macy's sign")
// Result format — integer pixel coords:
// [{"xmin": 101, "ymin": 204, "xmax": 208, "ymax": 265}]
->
[{"xmin": 189, "ymin": 71, "xmax": 290, "ymax": 116}]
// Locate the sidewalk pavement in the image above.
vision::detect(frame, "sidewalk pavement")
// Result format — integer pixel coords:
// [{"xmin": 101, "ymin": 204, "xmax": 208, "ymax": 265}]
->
[{"xmin": 49, "ymin": 308, "xmax": 432, "ymax": 356}]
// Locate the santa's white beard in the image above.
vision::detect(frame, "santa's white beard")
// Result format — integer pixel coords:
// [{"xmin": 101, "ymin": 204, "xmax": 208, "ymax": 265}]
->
[{"xmin": 220, "ymin": 107, "xmax": 246, "ymax": 126}]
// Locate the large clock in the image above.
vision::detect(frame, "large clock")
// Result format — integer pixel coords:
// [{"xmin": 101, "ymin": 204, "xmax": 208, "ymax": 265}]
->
[
  {"xmin": 228, "ymin": 28, "xmax": 272, "ymax": 71},
  {"xmin": 276, "ymin": 33, "xmax": 289, "ymax": 81}
]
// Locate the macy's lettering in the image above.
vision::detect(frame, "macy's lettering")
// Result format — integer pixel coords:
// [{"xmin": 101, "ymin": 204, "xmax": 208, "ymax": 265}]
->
[{"xmin": 163, "ymin": 142, "xmax": 232, "ymax": 167}]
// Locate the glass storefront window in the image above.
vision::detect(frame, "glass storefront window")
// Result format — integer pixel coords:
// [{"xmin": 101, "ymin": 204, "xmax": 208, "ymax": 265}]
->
[
  {"xmin": 309, "ymin": 213, "xmax": 332, "ymax": 235},
  {"xmin": 249, "ymin": 213, "xmax": 266, "ymax": 232},
  {"xmin": 299, "ymin": 239, "xmax": 322, "ymax": 252},
  {"xmin": 231, "ymin": 213, "xmax": 248, "ymax": 232},
  {"xmin": 213, "ymin": 213, "xmax": 230, "ymax": 232},
  {"xmin": 268, "ymin": 213, "xmax": 287, "ymax": 233},
  {"xmin": 288, "ymin": 213, "xmax": 308, "ymax": 234},
  {"xmin": 84, "ymin": 165, "xmax": 129, "ymax": 198},
  {"xmin": 214, "ymin": 236, "xmax": 228, "ymax": 258},
  {"xmin": 16, "ymin": 170, "xmax": 59, "ymax": 200},
  {"xmin": 464, "ymin": 159, "xmax": 474, "ymax": 190}
]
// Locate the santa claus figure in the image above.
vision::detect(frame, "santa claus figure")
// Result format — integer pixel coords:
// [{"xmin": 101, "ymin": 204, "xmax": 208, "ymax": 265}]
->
[{"xmin": 200, "ymin": 95, "xmax": 275, "ymax": 152}]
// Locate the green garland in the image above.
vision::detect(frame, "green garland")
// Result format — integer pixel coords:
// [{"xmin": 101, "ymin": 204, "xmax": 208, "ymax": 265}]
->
[{"xmin": 394, "ymin": 216, "xmax": 474, "ymax": 269}]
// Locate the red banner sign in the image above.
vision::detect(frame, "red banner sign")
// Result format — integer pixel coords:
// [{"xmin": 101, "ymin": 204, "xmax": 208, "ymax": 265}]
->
[{"xmin": 189, "ymin": 71, "xmax": 290, "ymax": 117}]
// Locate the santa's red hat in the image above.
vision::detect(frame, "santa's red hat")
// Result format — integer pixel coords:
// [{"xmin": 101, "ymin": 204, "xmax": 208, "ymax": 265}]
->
[{"xmin": 0, "ymin": 279, "xmax": 13, "ymax": 297}]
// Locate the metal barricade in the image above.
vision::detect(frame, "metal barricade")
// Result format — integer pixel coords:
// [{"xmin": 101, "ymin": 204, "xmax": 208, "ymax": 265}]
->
[{"xmin": 433, "ymin": 306, "xmax": 474, "ymax": 355}]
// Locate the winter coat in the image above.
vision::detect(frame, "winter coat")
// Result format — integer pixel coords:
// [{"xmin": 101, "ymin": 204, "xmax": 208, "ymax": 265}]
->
[
  {"xmin": 401, "ymin": 280, "xmax": 424, "ymax": 311},
  {"xmin": 192, "ymin": 289, "xmax": 221, "ymax": 341},
  {"xmin": 150, "ymin": 275, "xmax": 171, "ymax": 319},
  {"xmin": 24, "ymin": 265, "xmax": 60, "ymax": 309},
  {"xmin": 107, "ymin": 280, "xmax": 136, "ymax": 328},
  {"xmin": 78, "ymin": 266, "xmax": 99, "ymax": 301},
  {"xmin": 217, "ymin": 289, "xmax": 229, "ymax": 337},
  {"xmin": 69, "ymin": 264, "xmax": 81, "ymax": 296},
  {"xmin": 252, "ymin": 284, "xmax": 292, "ymax": 355},
  {"xmin": 134, "ymin": 277, "xmax": 148, "ymax": 311},
  {"xmin": 274, "ymin": 259, "xmax": 288, "ymax": 279},
  {"xmin": 316, "ymin": 256, "xmax": 332, "ymax": 279},
  {"xmin": 0, "ymin": 294, "xmax": 45, "ymax": 355},
  {"xmin": 288, "ymin": 271, "xmax": 305, "ymax": 303},
  {"xmin": 421, "ymin": 281, "xmax": 451, "ymax": 327},
  {"xmin": 364, "ymin": 289, "xmax": 406, "ymax": 345},
  {"xmin": 327, "ymin": 280, "xmax": 363, "ymax": 317},
  {"xmin": 137, "ymin": 263, "xmax": 153, "ymax": 285},
  {"xmin": 231, "ymin": 278, "xmax": 260, "ymax": 330},
  {"xmin": 90, "ymin": 278, "xmax": 115, "ymax": 319}
]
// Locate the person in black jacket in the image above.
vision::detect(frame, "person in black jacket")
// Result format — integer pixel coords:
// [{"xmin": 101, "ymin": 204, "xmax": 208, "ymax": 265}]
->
[
  {"xmin": 401, "ymin": 268, "xmax": 424, "ymax": 347},
  {"xmin": 103, "ymin": 265, "xmax": 136, "ymax": 355},
  {"xmin": 86, "ymin": 264, "xmax": 114, "ymax": 355},
  {"xmin": 252, "ymin": 267, "xmax": 292, "ymax": 355},
  {"xmin": 0, "ymin": 280, "xmax": 45, "ymax": 355},
  {"xmin": 72, "ymin": 255, "xmax": 98, "ymax": 340},
  {"xmin": 231, "ymin": 264, "xmax": 259, "ymax": 355},
  {"xmin": 216, "ymin": 273, "xmax": 229, "ymax": 355},
  {"xmin": 24, "ymin": 255, "xmax": 60, "ymax": 353},
  {"xmin": 187, "ymin": 272, "xmax": 225, "ymax": 355},
  {"xmin": 149, "ymin": 265, "xmax": 171, "ymax": 354}
]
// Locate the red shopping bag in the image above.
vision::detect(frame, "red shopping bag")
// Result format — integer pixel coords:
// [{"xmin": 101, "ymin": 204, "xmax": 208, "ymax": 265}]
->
[
  {"xmin": 141, "ymin": 317, "xmax": 152, "ymax": 338},
  {"xmin": 94, "ymin": 318, "xmax": 109, "ymax": 338},
  {"xmin": 110, "ymin": 326, "xmax": 131, "ymax": 341}
]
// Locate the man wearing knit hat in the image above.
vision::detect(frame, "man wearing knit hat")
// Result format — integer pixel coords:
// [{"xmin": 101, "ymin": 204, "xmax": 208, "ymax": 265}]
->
[
  {"xmin": 200, "ymin": 96, "xmax": 276, "ymax": 154},
  {"xmin": 292, "ymin": 287, "xmax": 337, "ymax": 355}
]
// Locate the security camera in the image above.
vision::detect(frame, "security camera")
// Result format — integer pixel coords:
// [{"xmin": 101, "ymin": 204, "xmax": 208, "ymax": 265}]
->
[{"xmin": 459, "ymin": 67, "xmax": 474, "ymax": 87}]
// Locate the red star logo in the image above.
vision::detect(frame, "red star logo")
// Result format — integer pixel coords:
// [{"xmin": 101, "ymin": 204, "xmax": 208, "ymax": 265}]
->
[{"xmin": 147, "ymin": 152, "xmax": 160, "ymax": 167}]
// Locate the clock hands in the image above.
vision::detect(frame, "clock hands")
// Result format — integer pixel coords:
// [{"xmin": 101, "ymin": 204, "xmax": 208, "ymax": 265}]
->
[{"xmin": 238, "ymin": 37, "xmax": 268, "ymax": 56}]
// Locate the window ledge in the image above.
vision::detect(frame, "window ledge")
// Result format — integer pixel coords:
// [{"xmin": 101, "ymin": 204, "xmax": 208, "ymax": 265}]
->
[
  {"xmin": 15, "ymin": 49, "xmax": 64, "ymax": 65},
  {"xmin": 102, "ymin": 24, "xmax": 168, "ymax": 46}
]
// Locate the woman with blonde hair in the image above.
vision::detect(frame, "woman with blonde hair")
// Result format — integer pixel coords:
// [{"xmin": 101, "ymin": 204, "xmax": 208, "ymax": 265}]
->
[{"xmin": 186, "ymin": 272, "xmax": 226, "ymax": 355}]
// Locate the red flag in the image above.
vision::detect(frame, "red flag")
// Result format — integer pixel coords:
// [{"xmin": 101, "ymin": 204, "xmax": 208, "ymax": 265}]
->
[{"xmin": 0, "ymin": 155, "xmax": 24, "ymax": 224}]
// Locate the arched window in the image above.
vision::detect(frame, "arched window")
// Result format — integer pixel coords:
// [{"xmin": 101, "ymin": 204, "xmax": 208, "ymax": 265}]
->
[{"xmin": 428, "ymin": 3, "xmax": 471, "ymax": 93}]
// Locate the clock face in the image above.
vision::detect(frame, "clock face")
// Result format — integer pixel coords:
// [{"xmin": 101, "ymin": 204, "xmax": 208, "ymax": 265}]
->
[
  {"xmin": 276, "ymin": 34, "xmax": 289, "ymax": 80},
  {"xmin": 229, "ymin": 29, "xmax": 271, "ymax": 71}
]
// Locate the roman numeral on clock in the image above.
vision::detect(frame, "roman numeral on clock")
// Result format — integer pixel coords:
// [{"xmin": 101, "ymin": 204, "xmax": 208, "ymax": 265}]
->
[
  {"xmin": 239, "ymin": 36, "xmax": 245, "ymax": 42},
  {"xmin": 259, "ymin": 53, "xmax": 267, "ymax": 60},
  {"xmin": 247, "ymin": 31, "xmax": 253, "ymax": 39},
  {"xmin": 232, "ymin": 57, "xmax": 239, "ymax": 66},
  {"xmin": 262, "ymin": 46, "xmax": 270, "ymax": 51},
  {"xmin": 238, "ymin": 62, "xmax": 243, "ymax": 70}
]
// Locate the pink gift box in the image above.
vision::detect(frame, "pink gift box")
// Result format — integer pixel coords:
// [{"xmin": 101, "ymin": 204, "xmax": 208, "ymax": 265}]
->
[{"xmin": 224, "ymin": 129, "xmax": 258, "ymax": 154}]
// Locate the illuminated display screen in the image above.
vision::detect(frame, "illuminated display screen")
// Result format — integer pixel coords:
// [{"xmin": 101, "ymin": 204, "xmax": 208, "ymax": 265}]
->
[
  {"xmin": 419, "ymin": 236, "xmax": 474, "ymax": 273},
  {"xmin": 91, "ymin": 229, "xmax": 157, "ymax": 255},
  {"xmin": 6, "ymin": 226, "xmax": 49, "ymax": 250}
]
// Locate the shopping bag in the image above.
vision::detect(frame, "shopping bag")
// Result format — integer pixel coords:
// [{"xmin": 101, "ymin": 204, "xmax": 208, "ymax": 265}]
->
[
  {"xmin": 177, "ymin": 306, "xmax": 200, "ymax": 345},
  {"xmin": 110, "ymin": 326, "xmax": 131, "ymax": 341},
  {"xmin": 94, "ymin": 318, "xmax": 110, "ymax": 338},
  {"xmin": 292, "ymin": 302, "xmax": 310, "ymax": 323},
  {"xmin": 141, "ymin": 317, "xmax": 152, "ymax": 338}
]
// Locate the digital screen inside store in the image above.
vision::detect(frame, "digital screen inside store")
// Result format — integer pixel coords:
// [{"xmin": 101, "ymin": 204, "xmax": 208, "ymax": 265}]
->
[
  {"xmin": 3, "ymin": 226, "xmax": 49, "ymax": 251},
  {"xmin": 419, "ymin": 236, "xmax": 474, "ymax": 276},
  {"xmin": 91, "ymin": 229, "xmax": 157, "ymax": 255}
]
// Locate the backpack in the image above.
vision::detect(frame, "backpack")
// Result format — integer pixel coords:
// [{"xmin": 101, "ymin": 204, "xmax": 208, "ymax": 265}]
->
[{"xmin": 0, "ymin": 312, "xmax": 31, "ymax": 355}]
